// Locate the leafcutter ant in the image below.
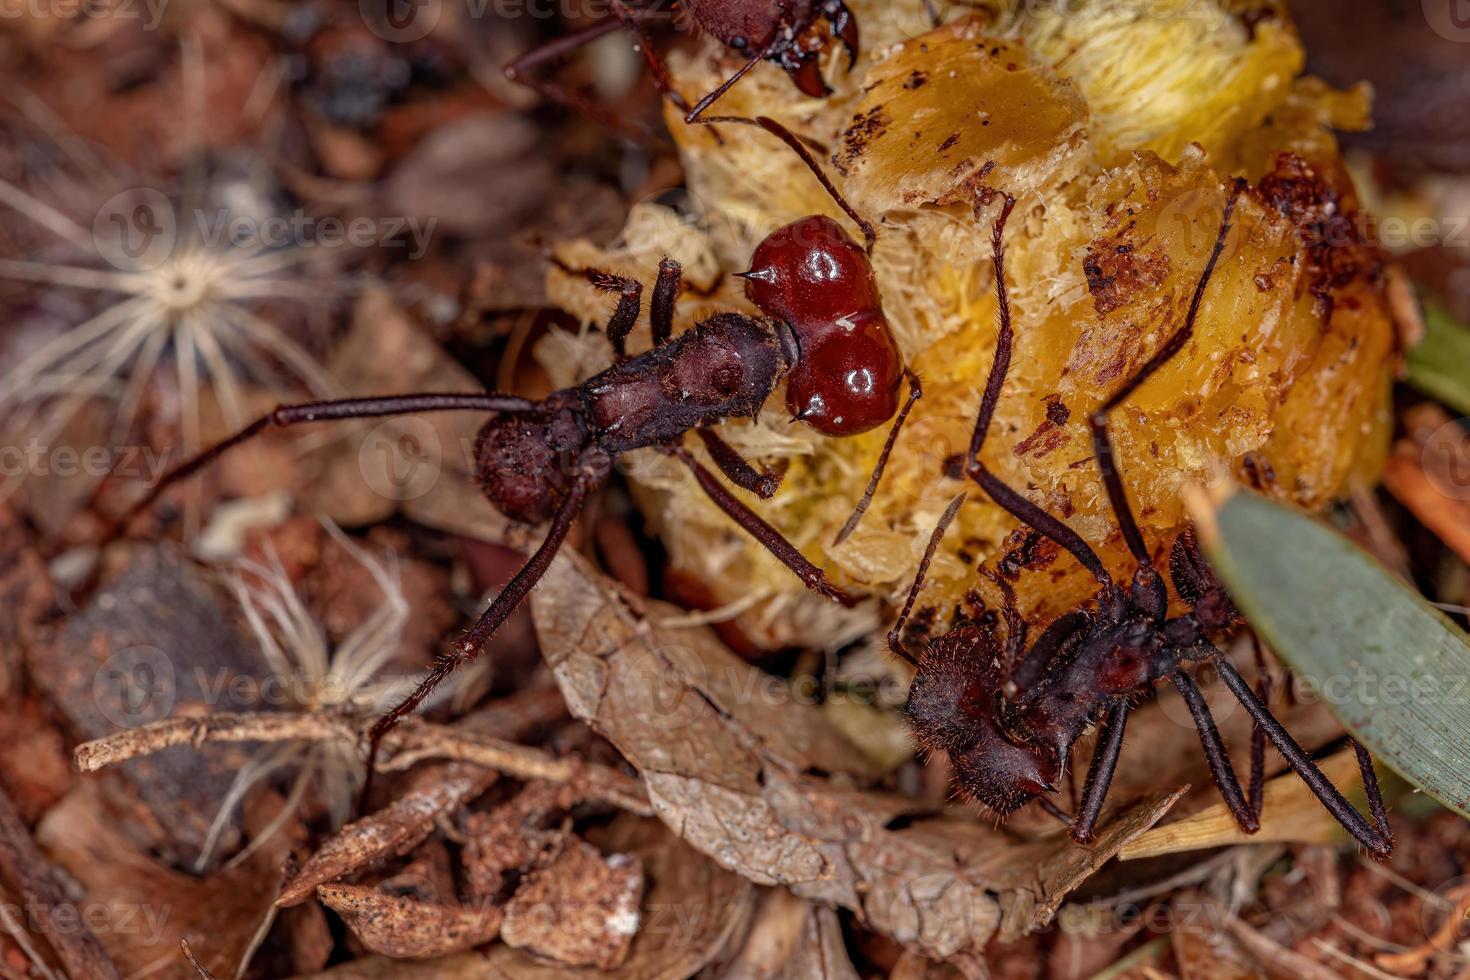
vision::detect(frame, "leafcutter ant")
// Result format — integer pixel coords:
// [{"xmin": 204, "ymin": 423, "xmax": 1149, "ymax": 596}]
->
[
  {"xmin": 504, "ymin": 0, "xmax": 861, "ymax": 131},
  {"xmin": 110, "ymin": 116, "xmax": 919, "ymax": 796},
  {"xmin": 890, "ymin": 183, "xmax": 1394, "ymax": 857}
]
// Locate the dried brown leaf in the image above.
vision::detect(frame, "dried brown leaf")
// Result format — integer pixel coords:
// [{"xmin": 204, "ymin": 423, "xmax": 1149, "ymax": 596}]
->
[
  {"xmin": 530, "ymin": 551, "xmax": 1182, "ymax": 952},
  {"xmin": 499, "ymin": 837, "xmax": 645, "ymax": 970},
  {"xmin": 298, "ymin": 817, "xmax": 755, "ymax": 979},
  {"xmin": 277, "ymin": 766, "xmax": 494, "ymax": 908},
  {"xmin": 719, "ymin": 889, "xmax": 860, "ymax": 980},
  {"xmin": 316, "ymin": 884, "xmax": 503, "ymax": 959}
]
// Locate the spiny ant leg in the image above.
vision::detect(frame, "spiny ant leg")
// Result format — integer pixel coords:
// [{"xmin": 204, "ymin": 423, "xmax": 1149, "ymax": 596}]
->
[
  {"xmin": 359, "ymin": 476, "xmax": 592, "ymax": 810},
  {"xmin": 888, "ymin": 492, "xmax": 967, "ymax": 665},
  {"xmin": 1171, "ymin": 670, "xmax": 1260, "ymax": 834},
  {"xmin": 1212, "ymin": 653, "xmax": 1393, "ymax": 858},
  {"xmin": 557, "ymin": 263, "xmax": 642, "ymax": 360},
  {"xmin": 1009, "ymin": 610, "xmax": 1089, "ymax": 694},
  {"xmin": 1037, "ymin": 797, "xmax": 1073, "ymax": 827},
  {"xmin": 672, "ymin": 446, "xmax": 861, "ymax": 607},
  {"xmin": 1071, "ymin": 702, "xmax": 1130, "ymax": 843},
  {"xmin": 650, "ymin": 258, "xmax": 682, "ymax": 347},
  {"xmin": 695, "ymin": 428, "xmax": 788, "ymax": 498},
  {"xmin": 1086, "ymin": 179, "xmax": 1243, "ymax": 569},
  {"xmin": 108, "ymin": 393, "xmax": 536, "ymax": 543},
  {"xmin": 834, "ymin": 369, "xmax": 922, "ymax": 545}
]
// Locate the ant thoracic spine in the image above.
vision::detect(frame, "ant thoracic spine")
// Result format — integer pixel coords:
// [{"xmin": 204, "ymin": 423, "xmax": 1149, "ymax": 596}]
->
[{"xmin": 892, "ymin": 181, "xmax": 1394, "ymax": 858}]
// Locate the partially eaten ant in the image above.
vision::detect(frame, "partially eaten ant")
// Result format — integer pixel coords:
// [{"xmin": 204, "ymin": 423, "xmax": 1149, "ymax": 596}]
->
[
  {"xmin": 108, "ymin": 116, "xmax": 918, "ymax": 800},
  {"xmin": 891, "ymin": 183, "xmax": 1394, "ymax": 858},
  {"xmin": 504, "ymin": 0, "xmax": 861, "ymax": 133}
]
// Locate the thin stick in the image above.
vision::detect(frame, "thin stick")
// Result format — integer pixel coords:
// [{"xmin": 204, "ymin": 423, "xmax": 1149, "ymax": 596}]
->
[
  {"xmin": 0, "ymin": 786, "xmax": 122, "ymax": 980},
  {"xmin": 73, "ymin": 712, "xmax": 651, "ymax": 816},
  {"xmin": 887, "ymin": 492, "xmax": 966, "ymax": 665}
]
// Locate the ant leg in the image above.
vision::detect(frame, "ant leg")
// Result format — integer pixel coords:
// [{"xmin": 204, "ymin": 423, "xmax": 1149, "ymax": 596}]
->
[
  {"xmin": 1249, "ymin": 634, "xmax": 1272, "ymax": 815},
  {"xmin": 1085, "ymin": 179, "xmax": 1243, "ymax": 569},
  {"xmin": 1071, "ymin": 701, "xmax": 1130, "ymax": 844},
  {"xmin": 695, "ymin": 428, "xmax": 788, "ymax": 498},
  {"xmin": 503, "ymin": 16, "xmax": 655, "ymax": 141},
  {"xmin": 964, "ymin": 194, "xmax": 1111, "ymax": 586},
  {"xmin": 887, "ymin": 493, "xmax": 966, "ymax": 665},
  {"xmin": 834, "ymin": 369, "xmax": 922, "ymax": 545},
  {"xmin": 683, "ymin": 52, "xmax": 764, "ymax": 125},
  {"xmin": 1212, "ymin": 653, "xmax": 1393, "ymax": 858},
  {"xmin": 1008, "ymin": 609, "xmax": 1089, "ymax": 694},
  {"xmin": 609, "ymin": 0, "xmax": 694, "ymax": 114},
  {"xmin": 821, "ymin": 0, "xmax": 861, "ymax": 67},
  {"xmin": 553, "ymin": 263, "xmax": 643, "ymax": 360},
  {"xmin": 1171, "ymin": 670, "xmax": 1260, "ymax": 834},
  {"xmin": 109, "ymin": 393, "xmax": 537, "ymax": 541},
  {"xmin": 671, "ymin": 446, "xmax": 861, "ymax": 606},
  {"xmin": 1353, "ymin": 738, "xmax": 1396, "ymax": 854},
  {"xmin": 360, "ymin": 475, "xmax": 593, "ymax": 810},
  {"xmin": 1037, "ymin": 797, "xmax": 1073, "ymax": 827},
  {"xmin": 650, "ymin": 258, "xmax": 682, "ymax": 347}
]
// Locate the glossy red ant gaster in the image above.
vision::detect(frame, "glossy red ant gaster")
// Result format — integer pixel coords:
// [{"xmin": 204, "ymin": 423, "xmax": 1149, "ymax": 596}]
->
[
  {"xmin": 504, "ymin": 0, "xmax": 861, "ymax": 133},
  {"xmin": 108, "ymin": 116, "xmax": 919, "ymax": 803},
  {"xmin": 890, "ymin": 183, "xmax": 1394, "ymax": 857}
]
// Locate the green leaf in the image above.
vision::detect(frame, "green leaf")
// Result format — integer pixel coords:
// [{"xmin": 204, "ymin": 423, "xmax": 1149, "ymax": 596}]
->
[
  {"xmin": 1407, "ymin": 301, "xmax": 1470, "ymax": 417},
  {"xmin": 1199, "ymin": 490, "xmax": 1470, "ymax": 820}
]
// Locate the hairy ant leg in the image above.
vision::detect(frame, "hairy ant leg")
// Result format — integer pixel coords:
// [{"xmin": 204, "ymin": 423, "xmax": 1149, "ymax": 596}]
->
[
  {"xmin": 1071, "ymin": 701, "xmax": 1130, "ymax": 843},
  {"xmin": 651, "ymin": 258, "xmax": 682, "ymax": 347},
  {"xmin": 1171, "ymin": 670, "xmax": 1260, "ymax": 834},
  {"xmin": 1211, "ymin": 653, "xmax": 1393, "ymax": 857},
  {"xmin": 108, "ymin": 393, "xmax": 538, "ymax": 540},
  {"xmin": 608, "ymin": 0, "xmax": 695, "ymax": 114},
  {"xmin": 695, "ymin": 428, "xmax": 788, "ymax": 498},
  {"xmin": 670, "ymin": 445, "xmax": 860, "ymax": 606},
  {"xmin": 1249, "ymin": 634, "xmax": 1272, "ymax": 814},
  {"xmin": 361, "ymin": 473, "xmax": 595, "ymax": 808},
  {"xmin": 684, "ymin": 54, "xmax": 766, "ymax": 125},
  {"xmin": 553, "ymin": 261, "xmax": 644, "ymax": 360}
]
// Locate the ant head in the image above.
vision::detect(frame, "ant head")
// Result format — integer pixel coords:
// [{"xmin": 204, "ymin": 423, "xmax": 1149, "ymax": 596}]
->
[
  {"xmin": 904, "ymin": 625, "xmax": 1061, "ymax": 815},
  {"xmin": 950, "ymin": 734, "xmax": 1060, "ymax": 816},
  {"xmin": 742, "ymin": 216, "xmax": 879, "ymax": 324},
  {"xmin": 742, "ymin": 216, "xmax": 901, "ymax": 436}
]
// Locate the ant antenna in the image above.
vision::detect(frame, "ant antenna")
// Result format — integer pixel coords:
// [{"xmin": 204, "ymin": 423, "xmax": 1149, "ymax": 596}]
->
[
  {"xmin": 1086, "ymin": 178, "xmax": 1244, "ymax": 567},
  {"xmin": 887, "ymin": 491, "xmax": 966, "ymax": 665},
  {"xmin": 833, "ymin": 369, "xmax": 922, "ymax": 545},
  {"xmin": 696, "ymin": 113, "xmax": 877, "ymax": 253}
]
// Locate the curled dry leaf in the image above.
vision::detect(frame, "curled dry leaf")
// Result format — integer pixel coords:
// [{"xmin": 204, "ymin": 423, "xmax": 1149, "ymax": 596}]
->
[
  {"xmin": 298, "ymin": 817, "xmax": 756, "ymax": 979},
  {"xmin": 462, "ymin": 781, "xmax": 582, "ymax": 899},
  {"xmin": 277, "ymin": 766, "xmax": 494, "ymax": 908},
  {"xmin": 530, "ymin": 551, "xmax": 1183, "ymax": 952},
  {"xmin": 499, "ymin": 836, "xmax": 645, "ymax": 970},
  {"xmin": 316, "ymin": 884, "xmax": 503, "ymax": 959}
]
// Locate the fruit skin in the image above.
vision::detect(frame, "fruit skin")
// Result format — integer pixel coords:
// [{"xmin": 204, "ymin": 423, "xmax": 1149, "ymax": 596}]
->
[{"xmin": 542, "ymin": 0, "xmax": 1396, "ymax": 647}]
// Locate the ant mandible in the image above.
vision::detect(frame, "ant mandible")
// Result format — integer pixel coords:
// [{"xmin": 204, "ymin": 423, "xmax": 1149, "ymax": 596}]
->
[
  {"xmin": 110, "ymin": 116, "xmax": 919, "ymax": 795},
  {"xmin": 890, "ymin": 183, "xmax": 1394, "ymax": 857},
  {"xmin": 504, "ymin": 0, "xmax": 861, "ymax": 133}
]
